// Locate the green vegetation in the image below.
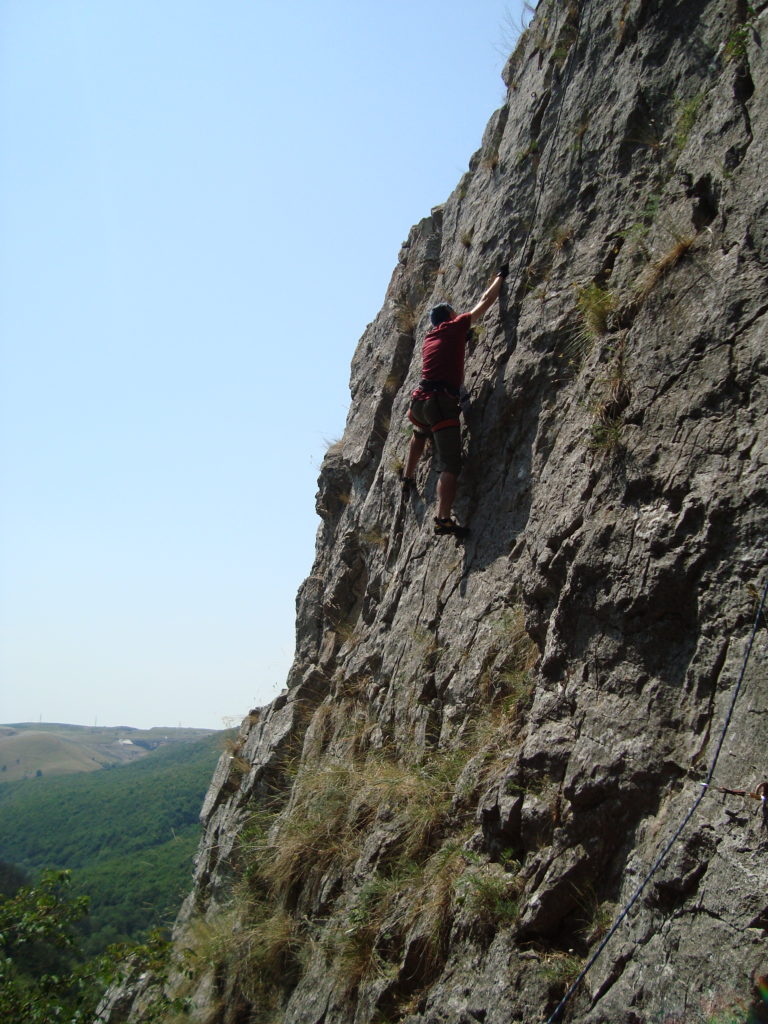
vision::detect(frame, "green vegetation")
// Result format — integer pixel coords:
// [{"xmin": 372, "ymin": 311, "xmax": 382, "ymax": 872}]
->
[
  {"xmin": 550, "ymin": 222, "xmax": 574, "ymax": 253},
  {"xmin": 516, "ymin": 136, "xmax": 539, "ymax": 166},
  {"xmin": 0, "ymin": 868, "xmax": 102, "ymax": 1023},
  {"xmin": 585, "ymin": 330, "xmax": 631, "ymax": 457},
  {"xmin": 559, "ymin": 281, "xmax": 617, "ymax": 372},
  {"xmin": 0, "ymin": 868, "xmax": 182, "ymax": 1024},
  {"xmin": 455, "ymin": 172, "xmax": 471, "ymax": 202},
  {"xmin": 588, "ymin": 410, "xmax": 624, "ymax": 453},
  {"xmin": 576, "ymin": 281, "xmax": 615, "ymax": 339},
  {"xmin": 673, "ymin": 93, "xmax": 704, "ymax": 151},
  {"xmin": 0, "ymin": 859, "xmax": 28, "ymax": 896},
  {"xmin": 0, "ymin": 732, "xmax": 226, "ymax": 954},
  {"xmin": 76, "ymin": 829, "xmax": 200, "ymax": 953},
  {"xmin": 573, "ymin": 884, "xmax": 615, "ymax": 945},
  {"xmin": 575, "ymin": 198, "xmax": 698, "ymax": 458},
  {"xmin": 0, "ymin": 732, "xmax": 220, "ymax": 867},
  {"xmin": 618, "ymin": 192, "xmax": 660, "ymax": 253},
  {"xmin": 539, "ymin": 951, "xmax": 584, "ymax": 991},
  {"xmin": 725, "ymin": 2, "xmax": 756, "ymax": 61},
  {"xmin": 557, "ymin": 195, "xmax": 699, "ymax": 459},
  {"xmin": 174, "ymin": 609, "xmax": 540, "ymax": 1021},
  {"xmin": 458, "ymin": 862, "xmax": 521, "ymax": 926},
  {"xmin": 703, "ymin": 998, "xmax": 753, "ymax": 1024}
]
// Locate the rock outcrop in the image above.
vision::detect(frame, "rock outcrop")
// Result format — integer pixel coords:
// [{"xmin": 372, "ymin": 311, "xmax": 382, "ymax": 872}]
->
[{"xmin": 102, "ymin": 0, "xmax": 768, "ymax": 1021}]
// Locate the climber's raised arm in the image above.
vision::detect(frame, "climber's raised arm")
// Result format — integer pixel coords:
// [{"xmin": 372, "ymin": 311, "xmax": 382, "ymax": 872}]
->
[{"xmin": 469, "ymin": 262, "xmax": 509, "ymax": 324}]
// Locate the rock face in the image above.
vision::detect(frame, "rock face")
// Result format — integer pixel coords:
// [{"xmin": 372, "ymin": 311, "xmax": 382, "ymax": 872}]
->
[{"xmin": 104, "ymin": 1, "xmax": 768, "ymax": 1022}]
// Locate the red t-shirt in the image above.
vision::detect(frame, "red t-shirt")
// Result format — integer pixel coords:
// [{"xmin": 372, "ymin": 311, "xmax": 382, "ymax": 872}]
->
[{"xmin": 420, "ymin": 312, "xmax": 472, "ymax": 392}]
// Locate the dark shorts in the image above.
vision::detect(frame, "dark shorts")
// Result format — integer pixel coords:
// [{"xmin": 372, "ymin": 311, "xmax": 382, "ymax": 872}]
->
[{"xmin": 408, "ymin": 392, "xmax": 462, "ymax": 475}]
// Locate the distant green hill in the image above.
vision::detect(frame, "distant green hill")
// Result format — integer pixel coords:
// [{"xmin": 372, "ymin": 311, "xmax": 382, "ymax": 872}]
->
[
  {"xmin": 0, "ymin": 731, "xmax": 230, "ymax": 954},
  {"xmin": 0, "ymin": 722, "xmax": 216, "ymax": 783}
]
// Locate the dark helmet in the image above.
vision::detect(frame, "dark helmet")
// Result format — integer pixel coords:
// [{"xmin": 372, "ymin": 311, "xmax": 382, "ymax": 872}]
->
[{"xmin": 430, "ymin": 303, "xmax": 455, "ymax": 326}]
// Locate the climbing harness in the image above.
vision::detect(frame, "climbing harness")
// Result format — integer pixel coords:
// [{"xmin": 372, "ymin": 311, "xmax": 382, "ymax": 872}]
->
[
  {"xmin": 544, "ymin": 572, "xmax": 768, "ymax": 1024},
  {"xmin": 408, "ymin": 380, "xmax": 462, "ymax": 434},
  {"xmin": 407, "ymin": 408, "xmax": 461, "ymax": 434},
  {"xmin": 427, "ymin": 417, "xmax": 461, "ymax": 432},
  {"xmin": 412, "ymin": 379, "xmax": 460, "ymax": 398}
]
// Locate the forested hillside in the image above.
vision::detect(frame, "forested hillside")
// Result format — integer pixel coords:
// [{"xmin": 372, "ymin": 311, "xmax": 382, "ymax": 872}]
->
[
  {"xmin": 0, "ymin": 731, "xmax": 228, "ymax": 953},
  {"xmin": 0, "ymin": 722, "xmax": 215, "ymax": 782}
]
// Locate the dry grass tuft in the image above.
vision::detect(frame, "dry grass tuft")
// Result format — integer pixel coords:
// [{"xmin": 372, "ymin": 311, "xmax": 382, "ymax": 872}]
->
[
  {"xmin": 539, "ymin": 951, "xmax": 584, "ymax": 990},
  {"xmin": 576, "ymin": 281, "xmax": 616, "ymax": 338},
  {"xmin": 199, "ymin": 605, "xmax": 542, "ymax": 1014},
  {"xmin": 558, "ymin": 281, "xmax": 617, "ymax": 371},
  {"xmin": 634, "ymin": 233, "xmax": 696, "ymax": 304}
]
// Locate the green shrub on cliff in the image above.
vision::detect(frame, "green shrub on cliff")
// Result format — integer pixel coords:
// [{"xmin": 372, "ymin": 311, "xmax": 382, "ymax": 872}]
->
[{"xmin": 0, "ymin": 869, "xmax": 184, "ymax": 1024}]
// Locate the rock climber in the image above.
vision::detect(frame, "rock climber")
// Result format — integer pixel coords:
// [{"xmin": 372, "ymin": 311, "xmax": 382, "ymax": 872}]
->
[{"xmin": 401, "ymin": 263, "xmax": 508, "ymax": 538}]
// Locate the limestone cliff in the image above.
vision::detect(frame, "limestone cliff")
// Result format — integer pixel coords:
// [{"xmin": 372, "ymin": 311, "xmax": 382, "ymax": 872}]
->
[{"xmin": 102, "ymin": 0, "xmax": 768, "ymax": 1021}]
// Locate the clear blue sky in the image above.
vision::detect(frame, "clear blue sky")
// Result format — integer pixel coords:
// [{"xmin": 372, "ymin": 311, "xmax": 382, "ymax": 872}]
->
[{"xmin": 0, "ymin": 0, "xmax": 526, "ymax": 730}]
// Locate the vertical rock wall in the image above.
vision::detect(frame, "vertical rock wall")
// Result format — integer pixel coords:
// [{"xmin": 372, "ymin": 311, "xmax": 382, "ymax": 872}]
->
[{"xmin": 104, "ymin": 1, "xmax": 768, "ymax": 1022}]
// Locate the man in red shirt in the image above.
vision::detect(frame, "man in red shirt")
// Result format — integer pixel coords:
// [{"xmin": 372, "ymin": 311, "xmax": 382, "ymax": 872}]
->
[{"xmin": 402, "ymin": 264, "xmax": 508, "ymax": 537}]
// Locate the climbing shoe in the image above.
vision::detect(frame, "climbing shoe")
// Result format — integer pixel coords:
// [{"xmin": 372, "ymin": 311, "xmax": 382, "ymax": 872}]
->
[
  {"xmin": 434, "ymin": 517, "xmax": 469, "ymax": 539},
  {"xmin": 399, "ymin": 471, "xmax": 415, "ymax": 497}
]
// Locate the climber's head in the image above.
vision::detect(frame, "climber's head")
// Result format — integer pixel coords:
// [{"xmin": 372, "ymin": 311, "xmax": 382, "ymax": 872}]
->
[{"xmin": 430, "ymin": 303, "xmax": 455, "ymax": 326}]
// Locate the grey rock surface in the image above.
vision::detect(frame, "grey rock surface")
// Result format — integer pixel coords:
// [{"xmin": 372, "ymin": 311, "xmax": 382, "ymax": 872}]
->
[{"xmin": 101, "ymin": 0, "xmax": 768, "ymax": 1021}]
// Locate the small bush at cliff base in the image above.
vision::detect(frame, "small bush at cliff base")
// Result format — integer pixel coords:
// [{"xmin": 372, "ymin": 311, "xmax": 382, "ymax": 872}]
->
[
  {"xmin": 0, "ymin": 869, "xmax": 181, "ymax": 1024},
  {"xmin": 0, "ymin": 870, "xmax": 91, "ymax": 1024}
]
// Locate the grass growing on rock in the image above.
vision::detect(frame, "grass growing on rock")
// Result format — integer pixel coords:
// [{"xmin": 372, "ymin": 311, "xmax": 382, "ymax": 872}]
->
[
  {"xmin": 634, "ymin": 231, "xmax": 696, "ymax": 304},
  {"xmin": 558, "ymin": 281, "xmax": 618, "ymax": 371},
  {"xmin": 175, "ymin": 605, "xmax": 540, "ymax": 1019},
  {"xmin": 577, "ymin": 281, "xmax": 616, "ymax": 338},
  {"xmin": 539, "ymin": 951, "xmax": 584, "ymax": 991}
]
